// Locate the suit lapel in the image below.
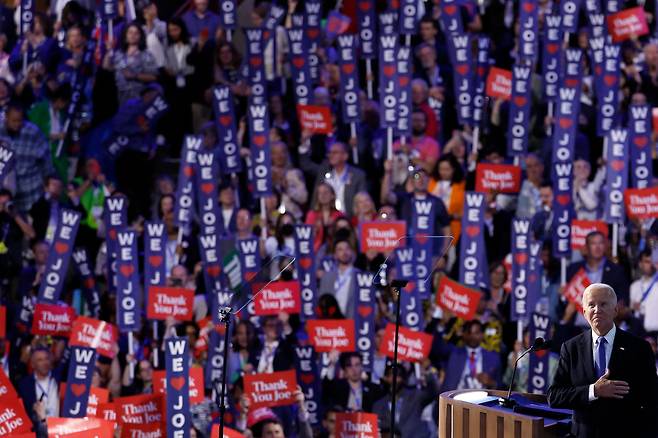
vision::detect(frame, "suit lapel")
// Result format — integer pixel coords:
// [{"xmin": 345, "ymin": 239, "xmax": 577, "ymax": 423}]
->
[
  {"xmin": 581, "ymin": 330, "xmax": 597, "ymax": 383},
  {"xmin": 607, "ymin": 328, "xmax": 625, "ymax": 374}
]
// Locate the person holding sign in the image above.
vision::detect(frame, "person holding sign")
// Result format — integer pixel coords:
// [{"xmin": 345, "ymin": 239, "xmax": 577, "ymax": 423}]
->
[{"xmin": 548, "ymin": 283, "xmax": 658, "ymax": 438}]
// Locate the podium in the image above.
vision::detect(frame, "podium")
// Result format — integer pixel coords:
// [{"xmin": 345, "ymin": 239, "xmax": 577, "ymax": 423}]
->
[{"xmin": 438, "ymin": 390, "xmax": 572, "ymax": 438}]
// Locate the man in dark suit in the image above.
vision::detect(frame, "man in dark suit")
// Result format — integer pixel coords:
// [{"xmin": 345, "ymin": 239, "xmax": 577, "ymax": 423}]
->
[
  {"xmin": 17, "ymin": 345, "xmax": 60, "ymax": 433},
  {"xmin": 300, "ymin": 141, "xmax": 367, "ymax": 218},
  {"xmin": 322, "ymin": 352, "xmax": 382, "ymax": 413},
  {"xmin": 548, "ymin": 283, "xmax": 658, "ymax": 438},
  {"xmin": 440, "ymin": 319, "xmax": 502, "ymax": 392}
]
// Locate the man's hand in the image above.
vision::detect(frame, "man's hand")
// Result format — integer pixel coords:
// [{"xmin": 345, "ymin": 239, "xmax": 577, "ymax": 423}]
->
[
  {"xmin": 476, "ymin": 372, "xmax": 495, "ymax": 387},
  {"xmin": 33, "ymin": 400, "xmax": 46, "ymax": 422},
  {"xmin": 594, "ymin": 369, "xmax": 630, "ymax": 399}
]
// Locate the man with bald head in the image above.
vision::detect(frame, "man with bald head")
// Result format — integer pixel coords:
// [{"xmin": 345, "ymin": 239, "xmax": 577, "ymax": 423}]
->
[{"xmin": 548, "ymin": 283, "xmax": 657, "ymax": 437}]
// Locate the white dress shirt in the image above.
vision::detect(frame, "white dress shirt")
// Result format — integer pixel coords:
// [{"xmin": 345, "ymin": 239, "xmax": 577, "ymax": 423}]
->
[
  {"xmin": 588, "ymin": 325, "xmax": 616, "ymax": 401},
  {"xmin": 457, "ymin": 347, "xmax": 484, "ymax": 390},
  {"xmin": 34, "ymin": 374, "xmax": 59, "ymax": 417}
]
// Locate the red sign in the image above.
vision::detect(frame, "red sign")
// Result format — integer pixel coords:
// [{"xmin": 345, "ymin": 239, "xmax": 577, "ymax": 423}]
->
[
  {"xmin": 114, "ymin": 394, "xmax": 164, "ymax": 425},
  {"xmin": 47, "ymin": 417, "xmax": 114, "ymax": 438},
  {"xmin": 359, "ymin": 220, "xmax": 407, "ymax": 253},
  {"xmin": 436, "ymin": 276, "xmax": 482, "ymax": 320},
  {"xmin": 485, "ymin": 67, "xmax": 512, "ymax": 100},
  {"xmin": 152, "ymin": 367, "xmax": 204, "ymax": 404},
  {"xmin": 0, "ymin": 306, "xmax": 5, "ymax": 338},
  {"xmin": 69, "ymin": 316, "xmax": 118, "ymax": 358},
  {"xmin": 0, "ymin": 396, "xmax": 32, "ymax": 436},
  {"xmin": 0, "ymin": 368, "xmax": 18, "ymax": 400},
  {"xmin": 306, "ymin": 319, "xmax": 356, "ymax": 352},
  {"xmin": 211, "ymin": 424, "xmax": 246, "ymax": 438},
  {"xmin": 59, "ymin": 385, "xmax": 109, "ymax": 417},
  {"xmin": 31, "ymin": 303, "xmax": 76, "ymax": 337},
  {"xmin": 253, "ymin": 281, "xmax": 301, "ymax": 315},
  {"xmin": 563, "ymin": 268, "xmax": 591, "ymax": 313},
  {"xmin": 243, "ymin": 370, "xmax": 298, "ymax": 409},
  {"xmin": 475, "ymin": 163, "xmax": 522, "ymax": 193},
  {"xmin": 297, "ymin": 104, "xmax": 333, "ymax": 134},
  {"xmin": 571, "ymin": 220, "xmax": 609, "ymax": 250},
  {"xmin": 146, "ymin": 287, "xmax": 194, "ymax": 321},
  {"xmin": 121, "ymin": 423, "xmax": 164, "ymax": 438},
  {"xmin": 335, "ymin": 412, "xmax": 379, "ymax": 438},
  {"xmin": 625, "ymin": 187, "xmax": 658, "ymax": 219},
  {"xmin": 93, "ymin": 402, "xmax": 117, "ymax": 423},
  {"xmin": 379, "ymin": 323, "xmax": 433, "ymax": 363},
  {"xmin": 607, "ymin": 7, "xmax": 649, "ymax": 43}
]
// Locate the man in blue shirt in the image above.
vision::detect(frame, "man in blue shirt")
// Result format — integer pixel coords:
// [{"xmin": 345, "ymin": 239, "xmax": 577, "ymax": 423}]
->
[{"xmin": 182, "ymin": 0, "xmax": 220, "ymax": 41}]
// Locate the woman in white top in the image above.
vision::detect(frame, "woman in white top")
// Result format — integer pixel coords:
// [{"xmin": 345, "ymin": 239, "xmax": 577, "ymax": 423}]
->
[{"xmin": 573, "ymin": 158, "xmax": 605, "ymax": 220}]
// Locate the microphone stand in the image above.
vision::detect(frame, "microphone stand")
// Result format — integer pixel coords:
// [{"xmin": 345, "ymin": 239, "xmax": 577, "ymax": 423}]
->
[
  {"xmin": 216, "ymin": 306, "xmax": 232, "ymax": 438},
  {"xmin": 498, "ymin": 341, "xmax": 542, "ymax": 408},
  {"xmin": 388, "ymin": 279, "xmax": 408, "ymax": 436}
]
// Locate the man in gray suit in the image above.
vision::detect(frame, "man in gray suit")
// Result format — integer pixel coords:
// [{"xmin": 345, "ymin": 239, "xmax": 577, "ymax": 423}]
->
[
  {"xmin": 318, "ymin": 238, "xmax": 357, "ymax": 318},
  {"xmin": 300, "ymin": 140, "xmax": 367, "ymax": 218}
]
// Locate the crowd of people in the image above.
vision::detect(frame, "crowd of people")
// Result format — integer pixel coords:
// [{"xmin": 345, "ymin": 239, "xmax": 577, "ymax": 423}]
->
[{"xmin": 1, "ymin": 0, "xmax": 658, "ymax": 437}]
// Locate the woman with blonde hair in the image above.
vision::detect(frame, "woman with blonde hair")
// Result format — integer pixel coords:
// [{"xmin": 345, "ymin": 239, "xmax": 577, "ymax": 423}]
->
[{"xmin": 351, "ymin": 191, "xmax": 377, "ymax": 227}]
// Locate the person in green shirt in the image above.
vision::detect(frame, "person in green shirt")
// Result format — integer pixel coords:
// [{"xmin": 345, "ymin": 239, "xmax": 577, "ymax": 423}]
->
[
  {"xmin": 28, "ymin": 82, "xmax": 71, "ymax": 184},
  {"xmin": 73, "ymin": 158, "xmax": 112, "ymax": 231}
]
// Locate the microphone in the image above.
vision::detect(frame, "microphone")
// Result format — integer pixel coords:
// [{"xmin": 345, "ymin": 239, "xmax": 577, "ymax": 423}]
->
[{"xmin": 498, "ymin": 337, "xmax": 551, "ymax": 408}]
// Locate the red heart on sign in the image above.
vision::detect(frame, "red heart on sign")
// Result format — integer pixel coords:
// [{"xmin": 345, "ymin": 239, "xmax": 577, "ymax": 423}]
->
[
  {"xmin": 514, "ymin": 96, "xmax": 527, "ymax": 107},
  {"xmin": 207, "ymin": 265, "xmax": 221, "ymax": 277},
  {"xmin": 120, "ymin": 264, "xmax": 134, "ymax": 277},
  {"xmin": 594, "ymin": 66, "xmax": 602, "ymax": 76},
  {"xmin": 358, "ymin": 1, "xmax": 371, "ymax": 11},
  {"xmin": 307, "ymin": 28, "xmax": 320, "ymax": 39},
  {"xmin": 455, "ymin": 64, "xmax": 469, "ymax": 75},
  {"xmin": 383, "ymin": 65, "xmax": 396, "ymax": 77},
  {"xmin": 183, "ymin": 165, "xmax": 194, "ymax": 177},
  {"xmin": 529, "ymin": 273, "xmax": 537, "ymax": 284},
  {"xmin": 403, "ymin": 282, "xmax": 415, "ymax": 292},
  {"xmin": 293, "ymin": 57, "xmax": 305, "ymax": 69},
  {"xmin": 546, "ymin": 43, "xmax": 559, "ymax": 54},
  {"xmin": 357, "ymin": 305, "xmax": 372, "ymax": 318},
  {"xmin": 523, "ymin": 2, "xmax": 535, "ymax": 12},
  {"xmin": 244, "ymin": 271, "xmax": 257, "ymax": 282},
  {"xmin": 149, "ymin": 255, "xmax": 163, "ymax": 267},
  {"xmin": 603, "ymin": 74, "xmax": 616, "ymax": 86},
  {"xmin": 55, "ymin": 242, "xmax": 69, "ymax": 254},
  {"xmin": 514, "ymin": 253, "xmax": 528, "ymax": 265},
  {"xmin": 556, "ymin": 194, "xmax": 571, "ymax": 206},
  {"xmin": 83, "ymin": 277, "xmax": 95, "ymax": 289},
  {"xmin": 300, "ymin": 373, "xmax": 315, "ymax": 385},
  {"xmin": 201, "ymin": 182, "xmax": 214, "ymax": 194},
  {"xmin": 109, "ymin": 229, "xmax": 117, "ymax": 240},
  {"xmin": 250, "ymin": 57, "xmax": 262, "ymax": 67},
  {"xmin": 170, "ymin": 376, "xmax": 185, "ymax": 391},
  {"xmin": 263, "ymin": 31, "xmax": 270, "ymax": 40},
  {"xmin": 399, "ymin": 76, "xmax": 410, "ymax": 86},
  {"xmin": 342, "ymin": 63, "xmax": 355, "ymax": 75},
  {"xmin": 477, "ymin": 66, "xmax": 485, "ymax": 77},
  {"xmin": 610, "ymin": 159, "xmax": 625, "ymax": 172},
  {"xmin": 300, "ymin": 258, "xmax": 312, "ymax": 269},
  {"xmin": 415, "ymin": 234, "xmax": 428, "ymax": 244},
  {"xmin": 70, "ymin": 383, "xmax": 87, "ymax": 397},
  {"xmin": 253, "ymin": 135, "xmax": 267, "ymax": 147},
  {"xmin": 444, "ymin": 5, "xmax": 457, "ymax": 15},
  {"xmin": 535, "ymin": 350, "xmax": 547, "ymax": 358},
  {"xmin": 634, "ymin": 136, "xmax": 648, "ymax": 147},
  {"xmin": 559, "ymin": 118, "xmax": 572, "ymax": 129},
  {"xmin": 465, "ymin": 226, "xmax": 480, "ymax": 237},
  {"xmin": 219, "ymin": 115, "xmax": 232, "ymax": 127},
  {"xmin": 565, "ymin": 78, "xmax": 578, "ymax": 87}
]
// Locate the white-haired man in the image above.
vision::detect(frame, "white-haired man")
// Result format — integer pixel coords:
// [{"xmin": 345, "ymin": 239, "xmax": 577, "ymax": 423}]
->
[{"xmin": 548, "ymin": 283, "xmax": 657, "ymax": 438}]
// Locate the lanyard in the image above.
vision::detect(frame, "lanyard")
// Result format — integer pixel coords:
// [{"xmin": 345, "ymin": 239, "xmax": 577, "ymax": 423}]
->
[
  {"xmin": 36, "ymin": 377, "xmax": 53, "ymax": 400},
  {"xmin": 334, "ymin": 267, "xmax": 353, "ymax": 291},
  {"xmin": 641, "ymin": 273, "xmax": 658, "ymax": 303},
  {"xmin": 349, "ymin": 384, "xmax": 362, "ymax": 410}
]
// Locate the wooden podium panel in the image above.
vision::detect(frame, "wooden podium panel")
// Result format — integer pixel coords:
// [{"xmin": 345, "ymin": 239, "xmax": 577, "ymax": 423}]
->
[{"xmin": 439, "ymin": 390, "xmax": 564, "ymax": 438}]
